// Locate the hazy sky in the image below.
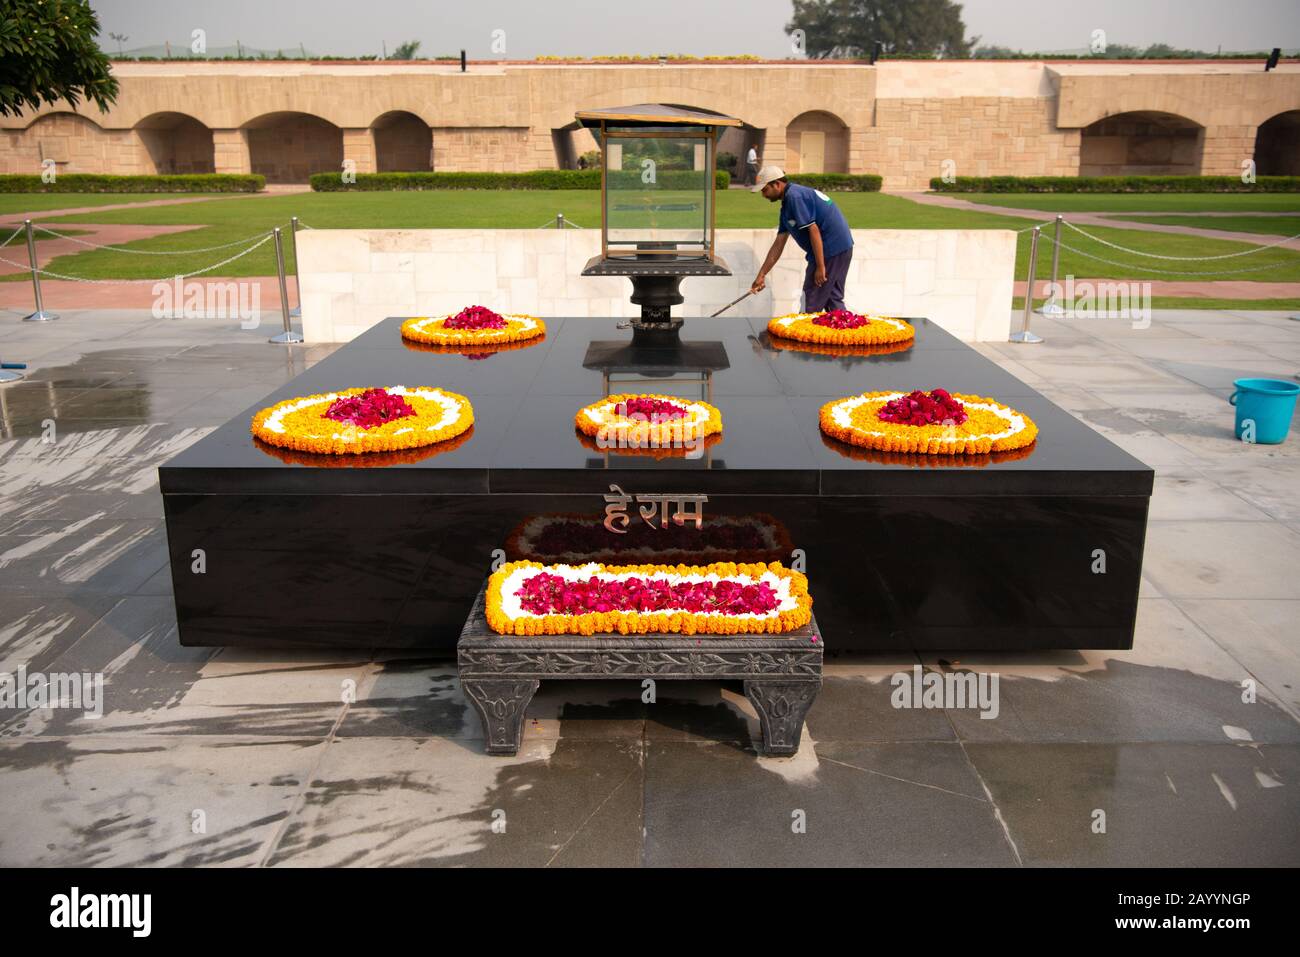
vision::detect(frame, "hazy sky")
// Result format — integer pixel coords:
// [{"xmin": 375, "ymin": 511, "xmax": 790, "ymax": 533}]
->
[{"xmin": 90, "ymin": 0, "xmax": 1300, "ymax": 57}]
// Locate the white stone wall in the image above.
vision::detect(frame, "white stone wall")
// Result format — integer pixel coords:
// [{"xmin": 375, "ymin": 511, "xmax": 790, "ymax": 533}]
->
[{"xmin": 297, "ymin": 228, "xmax": 1015, "ymax": 343}]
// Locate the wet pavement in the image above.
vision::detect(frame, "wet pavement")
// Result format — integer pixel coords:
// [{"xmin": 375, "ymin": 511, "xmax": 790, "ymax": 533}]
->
[{"xmin": 0, "ymin": 308, "xmax": 1297, "ymax": 867}]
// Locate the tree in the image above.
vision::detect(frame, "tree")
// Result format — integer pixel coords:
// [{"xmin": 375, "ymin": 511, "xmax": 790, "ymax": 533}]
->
[
  {"xmin": 390, "ymin": 39, "xmax": 421, "ymax": 60},
  {"xmin": 787, "ymin": 0, "xmax": 974, "ymax": 59},
  {"xmin": 0, "ymin": 0, "xmax": 118, "ymax": 116}
]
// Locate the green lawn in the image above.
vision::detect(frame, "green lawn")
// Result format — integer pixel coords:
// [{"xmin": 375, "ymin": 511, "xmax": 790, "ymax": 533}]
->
[
  {"xmin": 937, "ymin": 192, "xmax": 1300, "ymax": 213},
  {"xmin": 4, "ymin": 189, "xmax": 1297, "ymax": 285},
  {"xmin": 0, "ymin": 193, "xmax": 214, "ymax": 214},
  {"xmin": 1109, "ymin": 214, "xmax": 1300, "ymax": 237}
]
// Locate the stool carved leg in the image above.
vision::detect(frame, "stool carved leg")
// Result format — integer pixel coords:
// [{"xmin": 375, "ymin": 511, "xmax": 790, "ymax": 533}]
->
[
  {"xmin": 744, "ymin": 680, "xmax": 820, "ymax": 756},
  {"xmin": 462, "ymin": 678, "xmax": 540, "ymax": 755}
]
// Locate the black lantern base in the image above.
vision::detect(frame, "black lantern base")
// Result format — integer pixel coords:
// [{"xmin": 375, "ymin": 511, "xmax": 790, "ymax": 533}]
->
[{"xmin": 581, "ymin": 253, "xmax": 732, "ymax": 338}]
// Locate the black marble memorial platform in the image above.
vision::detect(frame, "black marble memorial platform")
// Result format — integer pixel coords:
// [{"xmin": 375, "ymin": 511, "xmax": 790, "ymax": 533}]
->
[{"xmin": 159, "ymin": 316, "xmax": 1153, "ymax": 652}]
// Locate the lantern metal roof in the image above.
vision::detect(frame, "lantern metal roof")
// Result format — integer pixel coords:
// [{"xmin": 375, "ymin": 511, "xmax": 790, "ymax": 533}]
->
[{"xmin": 575, "ymin": 103, "xmax": 742, "ymax": 129}]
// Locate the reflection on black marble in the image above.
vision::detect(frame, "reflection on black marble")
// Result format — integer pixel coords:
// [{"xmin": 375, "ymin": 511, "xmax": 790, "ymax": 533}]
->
[{"xmin": 160, "ymin": 316, "xmax": 1154, "ymax": 652}]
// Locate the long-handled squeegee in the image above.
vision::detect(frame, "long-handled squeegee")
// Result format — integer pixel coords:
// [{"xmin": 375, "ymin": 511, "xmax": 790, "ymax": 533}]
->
[{"xmin": 709, "ymin": 289, "xmax": 754, "ymax": 318}]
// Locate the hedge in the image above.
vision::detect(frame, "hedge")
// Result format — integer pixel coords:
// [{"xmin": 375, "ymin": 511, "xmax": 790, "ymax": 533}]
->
[
  {"xmin": 929, "ymin": 175, "xmax": 1300, "ymax": 193},
  {"xmin": 0, "ymin": 173, "xmax": 265, "ymax": 193},
  {"xmin": 786, "ymin": 173, "xmax": 883, "ymax": 192},
  {"xmin": 310, "ymin": 169, "xmax": 731, "ymax": 191}
]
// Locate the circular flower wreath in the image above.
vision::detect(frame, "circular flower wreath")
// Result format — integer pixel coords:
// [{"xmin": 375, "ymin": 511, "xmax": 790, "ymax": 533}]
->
[
  {"xmin": 575, "ymin": 393, "xmax": 723, "ymax": 449},
  {"xmin": 819, "ymin": 388, "xmax": 1037, "ymax": 455},
  {"xmin": 768, "ymin": 310, "xmax": 914, "ymax": 347},
  {"xmin": 400, "ymin": 305, "xmax": 545, "ymax": 347},
  {"xmin": 766, "ymin": 333, "xmax": 912, "ymax": 358},
  {"xmin": 251, "ymin": 385, "xmax": 474, "ymax": 456},
  {"xmin": 401, "ymin": 333, "xmax": 544, "ymax": 359}
]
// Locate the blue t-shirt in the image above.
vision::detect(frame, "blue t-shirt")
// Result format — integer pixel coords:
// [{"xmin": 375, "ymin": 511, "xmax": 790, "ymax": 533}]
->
[{"xmin": 777, "ymin": 183, "xmax": 853, "ymax": 263}]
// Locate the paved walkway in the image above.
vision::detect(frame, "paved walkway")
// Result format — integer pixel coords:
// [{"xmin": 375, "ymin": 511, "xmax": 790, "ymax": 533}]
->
[
  {"xmin": 0, "ymin": 309, "xmax": 1296, "ymax": 866},
  {"xmin": 897, "ymin": 191, "xmax": 1300, "ymax": 246}
]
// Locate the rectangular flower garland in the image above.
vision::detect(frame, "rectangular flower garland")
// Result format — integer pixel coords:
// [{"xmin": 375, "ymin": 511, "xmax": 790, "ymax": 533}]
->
[{"xmin": 486, "ymin": 560, "xmax": 813, "ymax": 636}]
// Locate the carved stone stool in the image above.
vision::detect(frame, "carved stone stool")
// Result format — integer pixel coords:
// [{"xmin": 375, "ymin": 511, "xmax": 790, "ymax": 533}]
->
[{"xmin": 457, "ymin": 585, "xmax": 822, "ymax": 757}]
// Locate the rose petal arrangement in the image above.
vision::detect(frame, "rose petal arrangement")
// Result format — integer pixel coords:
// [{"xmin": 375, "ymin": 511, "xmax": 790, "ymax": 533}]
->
[
  {"xmin": 505, "ymin": 513, "xmax": 794, "ymax": 566},
  {"xmin": 575, "ymin": 393, "xmax": 723, "ymax": 450},
  {"xmin": 401, "ymin": 306, "xmax": 545, "ymax": 347},
  {"xmin": 250, "ymin": 385, "xmax": 474, "ymax": 455},
  {"xmin": 486, "ymin": 560, "xmax": 812, "ymax": 636},
  {"xmin": 819, "ymin": 389, "xmax": 1038, "ymax": 455},
  {"xmin": 768, "ymin": 310, "xmax": 914, "ymax": 347}
]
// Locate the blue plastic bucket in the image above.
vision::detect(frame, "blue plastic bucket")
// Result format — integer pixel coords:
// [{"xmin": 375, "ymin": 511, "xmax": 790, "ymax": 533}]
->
[{"xmin": 1229, "ymin": 378, "xmax": 1300, "ymax": 445}]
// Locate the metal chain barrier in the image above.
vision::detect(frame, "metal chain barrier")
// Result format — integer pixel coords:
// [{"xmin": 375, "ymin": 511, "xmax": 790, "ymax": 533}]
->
[
  {"xmin": 1049, "ymin": 235, "xmax": 1300, "ymax": 277},
  {"xmin": 0, "ymin": 232, "xmax": 275, "ymax": 284},
  {"xmin": 1063, "ymin": 219, "xmax": 1300, "ymax": 260},
  {"xmin": 1, "ymin": 224, "xmax": 26, "ymax": 249},
  {"xmin": 32, "ymin": 223, "xmax": 278, "ymax": 256}
]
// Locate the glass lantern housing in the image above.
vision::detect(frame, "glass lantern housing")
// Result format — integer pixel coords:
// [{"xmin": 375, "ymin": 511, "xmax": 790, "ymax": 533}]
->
[{"xmin": 576, "ymin": 105, "xmax": 741, "ymax": 265}]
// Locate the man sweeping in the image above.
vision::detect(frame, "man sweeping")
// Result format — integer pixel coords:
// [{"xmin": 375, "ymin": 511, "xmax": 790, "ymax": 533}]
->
[{"xmin": 749, "ymin": 166, "xmax": 854, "ymax": 312}]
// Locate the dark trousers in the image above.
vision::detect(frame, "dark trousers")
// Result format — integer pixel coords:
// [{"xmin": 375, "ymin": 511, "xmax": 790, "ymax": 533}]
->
[{"xmin": 802, "ymin": 246, "xmax": 853, "ymax": 312}]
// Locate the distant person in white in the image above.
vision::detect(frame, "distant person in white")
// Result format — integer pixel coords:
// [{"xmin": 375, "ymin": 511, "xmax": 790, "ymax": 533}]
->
[{"xmin": 745, "ymin": 145, "xmax": 759, "ymax": 186}]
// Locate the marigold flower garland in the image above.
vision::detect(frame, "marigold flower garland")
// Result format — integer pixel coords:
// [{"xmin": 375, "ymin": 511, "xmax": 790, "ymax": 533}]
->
[
  {"xmin": 768, "ymin": 310, "xmax": 914, "ymax": 347},
  {"xmin": 819, "ymin": 389, "xmax": 1038, "ymax": 455},
  {"xmin": 575, "ymin": 393, "xmax": 723, "ymax": 450},
  {"xmin": 400, "ymin": 305, "xmax": 545, "ymax": 347},
  {"xmin": 250, "ymin": 385, "xmax": 474, "ymax": 456},
  {"xmin": 487, "ymin": 560, "xmax": 812, "ymax": 636}
]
